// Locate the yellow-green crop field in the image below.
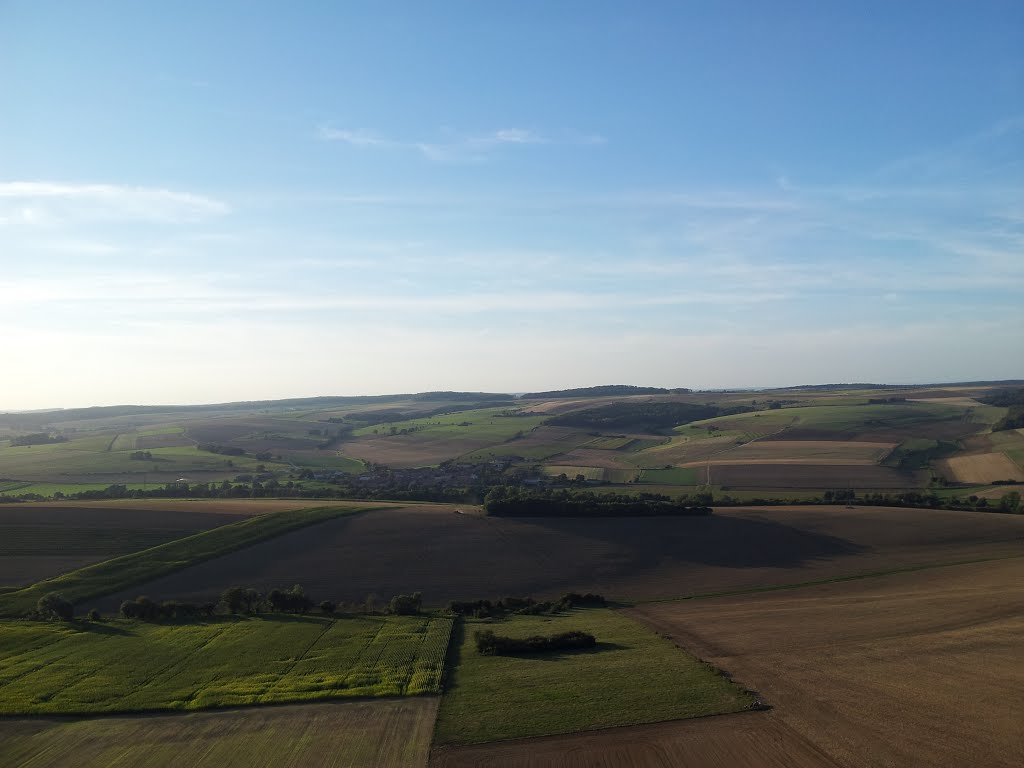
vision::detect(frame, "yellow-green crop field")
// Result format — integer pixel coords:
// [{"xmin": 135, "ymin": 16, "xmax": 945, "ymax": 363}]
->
[{"xmin": 0, "ymin": 614, "xmax": 452, "ymax": 714}]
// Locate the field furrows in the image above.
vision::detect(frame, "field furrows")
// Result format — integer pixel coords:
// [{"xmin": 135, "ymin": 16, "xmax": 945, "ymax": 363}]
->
[
  {"xmin": 0, "ymin": 615, "xmax": 453, "ymax": 714},
  {"xmin": 0, "ymin": 697, "xmax": 440, "ymax": 767},
  {"xmin": 626, "ymin": 558, "xmax": 1024, "ymax": 768}
]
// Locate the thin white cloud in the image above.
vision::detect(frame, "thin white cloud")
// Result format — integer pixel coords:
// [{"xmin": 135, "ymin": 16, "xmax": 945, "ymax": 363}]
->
[
  {"xmin": 318, "ymin": 124, "xmax": 601, "ymax": 162},
  {"xmin": 0, "ymin": 181, "xmax": 229, "ymax": 223},
  {"xmin": 316, "ymin": 126, "xmax": 394, "ymax": 147}
]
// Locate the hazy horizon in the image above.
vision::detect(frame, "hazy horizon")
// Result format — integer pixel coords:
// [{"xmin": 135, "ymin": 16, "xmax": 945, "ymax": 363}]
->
[{"xmin": 3, "ymin": 2, "xmax": 1021, "ymax": 411}]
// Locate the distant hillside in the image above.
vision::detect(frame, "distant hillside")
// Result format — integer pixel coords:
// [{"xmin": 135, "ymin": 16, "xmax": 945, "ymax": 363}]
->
[
  {"xmin": 0, "ymin": 391, "xmax": 512, "ymax": 428},
  {"xmin": 519, "ymin": 385, "xmax": 691, "ymax": 400},
  {"xmin": 547, "ymin": 401, "xmax": 742, "ymax": 432}
]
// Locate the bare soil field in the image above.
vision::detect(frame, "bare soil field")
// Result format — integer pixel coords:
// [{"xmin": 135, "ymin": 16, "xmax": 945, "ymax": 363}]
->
[
  {"xmin": 96, "ymin": 505, "xmax": 1024, "ymax": 610},
  {"xmin": 0, "ymin": 504, "xmax": 255, "ymax": 587},
  {"xmin": 626, "ymin": 557, "xmax": 1024, "ymax": 768},
  {"xmin": 710, "ymin": 464, "xmax": 923, "ymax": 489},
  {"xmin": 939, "ymin": 452, "xmax": 1024, "ymax": 483},
  {"xmin": 0, "ymin": 696, "xmax": 439, "ymax": 768}
]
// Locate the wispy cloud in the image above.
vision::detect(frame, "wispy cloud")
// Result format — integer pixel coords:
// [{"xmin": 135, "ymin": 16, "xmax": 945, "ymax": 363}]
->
[
  {"xmin": 316, "ymin": 127, "xmax": 395, "ymax": 147},
  {"xmin": 318, "ymin": 124, "xmax": 599, "ymax": 162},
  {"xmin": 0, "ymin": 181, "xmax": 229, "ymax": 224}
]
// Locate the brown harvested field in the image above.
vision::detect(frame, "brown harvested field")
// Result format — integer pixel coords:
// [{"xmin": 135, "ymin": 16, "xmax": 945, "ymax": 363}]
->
[
  {"xmin": 0, "ymin": 696, "xmax": 439, "ymax": 768},
  {"xmin": 18, "ymin": 498, "xmax": 324, "ymax": 514},
  {"xmin": 625, "ymin": 557, "xmax": 1024, "ymax": 768},
  {"xmin": 708, "ymin": 463, "xmax": 923, "ymax": 489},
  {"xmin": 342, "ymin": 434, "xmax": 499, "ymax": 467},
  {"xmin": 633, "ymin": 435, "xmax": 741, "ymax": 465},
  {"xmin": 939, "ymin": 452, "xmax": 1024, "ymax": 483},
  {"xmin": 0, "ymin": 503, "xmax": 267, "ymax": 587},
  {"xmin": 706, "ymin": 440, "xmax": 894, "ymax": 464},
  {"xmin": 96, "ymin": 505, "xmax": 1024, "ymax": 610},
  {"xmin": 547, "ymin": 447, "xmax": 647, "ymax": 470},
  {"xmin": 430, "ymin": 710, "xmax": 833, "ymax": 768}
]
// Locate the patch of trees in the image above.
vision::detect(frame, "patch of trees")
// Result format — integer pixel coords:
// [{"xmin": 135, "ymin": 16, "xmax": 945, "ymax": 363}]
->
[
  {"xmin": 130, "ymin": 450, "xmax": 153, "ymax": 460},
  {"xmin": 388, "ymin": 592, "xmax": 423, "ymax": 615},
  {"xmin": 977, "ymin": 388, "xmax": 1024, "ymax": 408},
  {"xmin": 868, "ymin": 397, "xmax": 908, "ymax": 404},
  {"xmin": 450, "ymin": 593, "xmax": 606, "ymax": 618},
  {"xmin": 34, "ymin": 593, "xmax": 74, "ymax": 621},
  {"xmin": 474, "ymin": 629, "xmax": 596, "ymax": 655},
  {"xmin": 198, "ymin": 443, "xmax": 246, "ymax": 456},
  {"xmin": 10, "ymin": 433, "xmax": 67, "ymax": 446},
  {"xmin": 519, "ymin": 385, "xmax": 690, "ymax": 400},
  {"xmin": 547, "ymin": 401, "xmax": 746, "ymax": 432},
  {"xmin": 992, "ymin": 406, "xmax": 1024, "ymax": 432},
  {"xmin": 484, "ymin": 487, "xmax": 712, "ymax": 517}
]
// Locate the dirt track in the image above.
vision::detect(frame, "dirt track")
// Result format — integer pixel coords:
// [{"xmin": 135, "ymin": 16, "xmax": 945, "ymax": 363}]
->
[{"xmin": 96, "ymin": 504, "xmax": 1024, "ymax": 610}]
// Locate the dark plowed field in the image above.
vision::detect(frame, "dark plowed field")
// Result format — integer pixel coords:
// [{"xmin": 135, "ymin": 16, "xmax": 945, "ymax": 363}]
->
[
  {"xmin": 0, "ymin": 505, "xmax": 252, "ymax": 587},
  {"xmin": 711, "ymin": 463, "xmax": 924, "ymax": 489},
  {"xmin": 97, "ymin": 505, "xmax": 1024, "ymax": 610}
]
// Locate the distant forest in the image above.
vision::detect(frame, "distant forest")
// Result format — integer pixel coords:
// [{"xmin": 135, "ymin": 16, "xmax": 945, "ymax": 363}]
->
[
  {"xmin": 517, "ymin": 385, "xmax": 691, "ymax": 399},
  {"xmin": 547, "ymin": 401, "xmax": 748, "ymax": 432}
]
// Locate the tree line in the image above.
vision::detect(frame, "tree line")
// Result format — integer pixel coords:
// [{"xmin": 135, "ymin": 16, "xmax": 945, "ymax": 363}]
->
[{"xmin": 484, "ymin": 487, "xmax": 712, "ymax": 517}]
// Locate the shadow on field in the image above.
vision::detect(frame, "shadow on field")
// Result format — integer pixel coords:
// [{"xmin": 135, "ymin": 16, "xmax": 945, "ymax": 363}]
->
[{"xmin": 518, "ymin": 512, "xmax": 866, "ymax": 571}]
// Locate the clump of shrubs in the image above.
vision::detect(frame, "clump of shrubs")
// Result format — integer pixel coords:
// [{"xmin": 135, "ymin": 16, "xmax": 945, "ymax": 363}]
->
[
  {"xmin": 387, "ymin": 592, "xmax": 422, "ymax": 615},
  {"xmin": 474, "ymin": 629, "xmax": 597, "ymax": 656},
  {"xmin": 34, "ymin": 592, "xmax": 74, "ymax": 621}
]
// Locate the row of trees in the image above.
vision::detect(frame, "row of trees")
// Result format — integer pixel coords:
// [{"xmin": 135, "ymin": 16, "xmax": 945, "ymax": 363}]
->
[
  {"xmin": 484, "ymin": 487, "xmax": 712, "ymax": 517},
  {"xmin": 449, "ymin": 592, "xmax": 606, "ymax": 618}
]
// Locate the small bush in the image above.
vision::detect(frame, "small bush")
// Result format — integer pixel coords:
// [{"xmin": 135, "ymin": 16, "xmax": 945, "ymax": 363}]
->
[{"xmin": 474, "ymin": 629, "xmax": 597, "ymax": 655}]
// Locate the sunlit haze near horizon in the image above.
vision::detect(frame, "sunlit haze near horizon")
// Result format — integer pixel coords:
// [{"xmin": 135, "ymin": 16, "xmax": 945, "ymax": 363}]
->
[{"xmin": 2, "ymin": 1, "xmax": 1022, "ymax": 410}]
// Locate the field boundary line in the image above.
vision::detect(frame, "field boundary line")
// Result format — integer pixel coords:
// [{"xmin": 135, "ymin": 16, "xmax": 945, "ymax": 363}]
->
[{"xmin": 628, "ymin": 552, "xmax": 1024, "ymax": 605}]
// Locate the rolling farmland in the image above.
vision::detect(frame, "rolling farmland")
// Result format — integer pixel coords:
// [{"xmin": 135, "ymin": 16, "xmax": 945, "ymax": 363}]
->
[
  {"xmin": 0, "ymin": 697, "xmax": 440, "ymax": 768},
  {"xmin": 93, "ymin": 504, "xmax": 1024, "ymax": 610},
  {"xmin": 432, "ymin": 609, "xmax": 754, "ymax": 747},
  {"xmin": 0, "ymin": 614, "xmax": 452, "ymax": 714},
  {"xmin": 625, "ymin": 557, "xmax": 1024, "ymax": 768}
]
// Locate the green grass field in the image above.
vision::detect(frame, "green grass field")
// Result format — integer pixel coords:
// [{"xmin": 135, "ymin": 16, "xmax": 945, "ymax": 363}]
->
[
  {"xmin": 433, "ymin": 609, "xmax": 755, "ymax": 745},
  {"xmin": 0, "ymin": 614, "xmax": 452, "ymax": 714},
  {"xmin": 0, "ymin": 505, "xmax": 372, "ymax": 616},
  {"xmin": 0, "ymin": 482, "xmax": 154, "ymax": 497},
  {"xmin": 352, "ymin": 407, "xmax": 546, "ymax": 442},
  {"xmin": 0, "ymin": 437, "xmax": 288, "ymax": 481},
  {"xmin": 638, "ymin": 467, "xmax": 699, "ymax": 485}
]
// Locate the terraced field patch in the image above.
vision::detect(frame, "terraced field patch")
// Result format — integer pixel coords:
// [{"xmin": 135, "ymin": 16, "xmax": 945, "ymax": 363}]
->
[{"xmin": 0, "ymin": 614, "xmax": 452, "ymax": 714}]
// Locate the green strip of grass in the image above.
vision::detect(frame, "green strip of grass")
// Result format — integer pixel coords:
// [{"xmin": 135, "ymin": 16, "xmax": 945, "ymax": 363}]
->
[
  {"xmin": 0, "ymin": 614, "xmax": 452, "ymax": 714},
  {"xmin": 433, "ymin": 609, "xmax": 755, "ymax": 745},
  {"xmin": 0, "ymin": 505, "xmax": 371, "ymax": 616}
]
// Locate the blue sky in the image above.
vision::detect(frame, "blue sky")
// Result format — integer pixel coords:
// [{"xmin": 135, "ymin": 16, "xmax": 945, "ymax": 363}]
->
[{"xmin": 1, "ymin": 1, "xmax": 1021, "ymax": 408}]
